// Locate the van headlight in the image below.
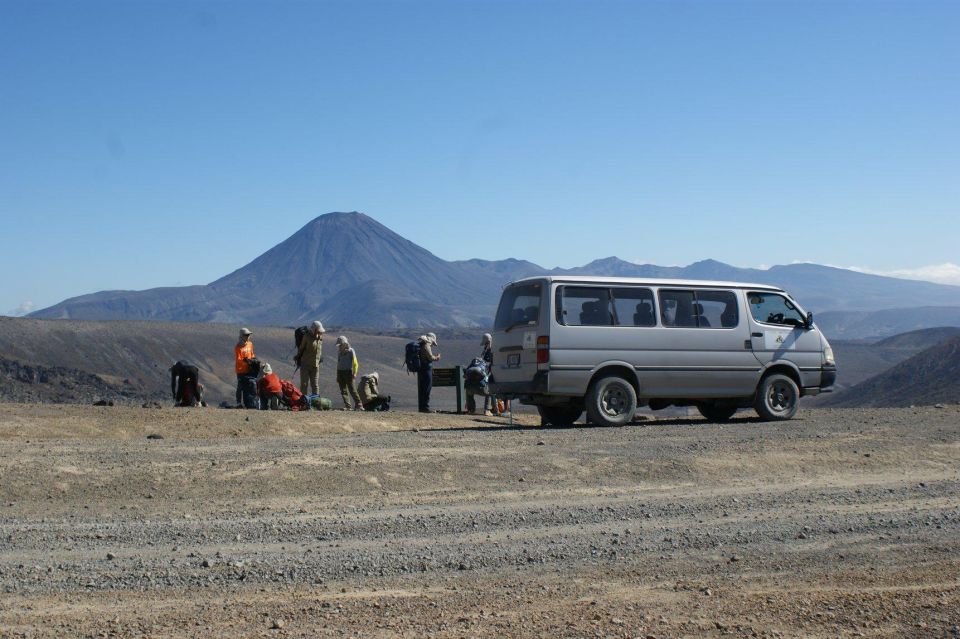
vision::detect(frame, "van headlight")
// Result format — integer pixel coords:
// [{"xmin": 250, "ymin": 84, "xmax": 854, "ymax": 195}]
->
[{"xmin": 824, "ymin": 346, "xmax": 835, "ymax": 366}]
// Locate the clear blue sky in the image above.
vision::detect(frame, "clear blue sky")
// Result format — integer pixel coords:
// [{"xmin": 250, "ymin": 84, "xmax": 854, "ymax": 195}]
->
[{"xmin": 1, "ymin": 0, "xmax": 958, "ymax": 315}]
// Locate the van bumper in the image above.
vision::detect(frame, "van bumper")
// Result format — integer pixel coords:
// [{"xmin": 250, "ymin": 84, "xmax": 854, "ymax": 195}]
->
[
  {"xmin": 820, "ymin": 364, "xmax": 837, "ymax": 391},
  {"xmin": 490, "ymin": 371, "xmax": 549, "ymax": 400}
]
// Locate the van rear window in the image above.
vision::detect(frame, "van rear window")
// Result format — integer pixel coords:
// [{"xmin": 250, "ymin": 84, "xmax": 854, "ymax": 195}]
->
[{"xmin": 494, "ymin": 283, "xmax": 542, "ymax": 330}]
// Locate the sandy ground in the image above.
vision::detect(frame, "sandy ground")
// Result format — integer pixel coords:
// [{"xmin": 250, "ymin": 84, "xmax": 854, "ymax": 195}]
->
[{"xmin": 0, "ymin": 403, "xmax": 958, "ymax": 638}]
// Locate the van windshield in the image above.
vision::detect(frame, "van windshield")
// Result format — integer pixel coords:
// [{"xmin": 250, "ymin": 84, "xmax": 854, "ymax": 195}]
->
[{"xmin": 495, "ymin": 283, "xmax": 542, "ymax": 331}]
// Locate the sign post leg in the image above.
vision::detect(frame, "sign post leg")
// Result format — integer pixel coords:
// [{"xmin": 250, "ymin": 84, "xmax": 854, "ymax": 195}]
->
[{"xmin": 455, "ymin": 366, "xmax": 464, "ymax": 414}]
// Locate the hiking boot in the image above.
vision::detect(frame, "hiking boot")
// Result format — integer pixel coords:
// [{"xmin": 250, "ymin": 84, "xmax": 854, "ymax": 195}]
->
[
  {"xmin": 353, "ymin": 405, "xmax": 365, "ymax": 411},
  {"xmin": 484, "ymin": 410, "xmax": 494, "ymax": 417}
]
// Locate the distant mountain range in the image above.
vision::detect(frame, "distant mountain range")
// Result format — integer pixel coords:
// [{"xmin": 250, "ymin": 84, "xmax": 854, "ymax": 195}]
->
[{"xmin": 31, "ymin": 212, "xmax": 960, "ymax": 334}]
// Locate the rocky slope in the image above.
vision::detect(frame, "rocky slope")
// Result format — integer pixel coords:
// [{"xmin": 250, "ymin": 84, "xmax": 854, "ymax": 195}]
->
[{"xmin": 825, "ymin": 336, "xmax": 960, "ymax": 407}]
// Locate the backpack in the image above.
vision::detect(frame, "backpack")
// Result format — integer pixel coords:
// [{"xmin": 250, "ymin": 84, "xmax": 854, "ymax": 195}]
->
[
  {"xmin": 293, "ymin": 325, "xmax": 310, "ymax": 366},
  {"xmin": 244, "ymin": 357, "xmax": 262, "ymax": 377},
  {"xmin": 279, "ymin": 380, "xmax": 308, "ymax": 411},
  {"xmin": 464, "ymin": 358, "xmax": 488, "ymax": 383},
  {"xmin": 404, "ymin": 341, "xmax": 421, "ymax": 373}
]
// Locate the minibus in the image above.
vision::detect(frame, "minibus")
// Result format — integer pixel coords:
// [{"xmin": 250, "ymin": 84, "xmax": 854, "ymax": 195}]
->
[{"xmin": 489, "ymin": 276, "xmax": 836, "ymax": 427}]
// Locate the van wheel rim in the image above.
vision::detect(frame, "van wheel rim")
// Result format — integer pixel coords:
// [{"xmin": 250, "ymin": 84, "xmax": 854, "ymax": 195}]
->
[
  {"xmin": 601, "ymin": 386, "xmax": 628, "ymax": 417},
  {"xmin": 767, "ymin": 380, "xmax": 795, "ymax": 413}
]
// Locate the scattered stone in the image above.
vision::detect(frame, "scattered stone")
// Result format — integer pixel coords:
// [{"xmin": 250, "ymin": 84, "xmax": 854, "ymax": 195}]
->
[
  {"xmin": 146, "ymin": 433, "xmax": 164, "ymax": 440},
  {"xmin": 106, "ymin": 552, "xmax": 116, "ymax": 561},
  {"xmin": 537, "ymin": 440, "xmax": 546, "ymax": 446},
  {"xmin": 271, "ymin": 618, "xmax": 285, "ymax": 629},
  {"xmin": 142, "ymin": 401, "xmax": 162, "ymax": 409},
  {"xmin": 93, "ymin": 400, "xmax": 114, "ymax": 407}
]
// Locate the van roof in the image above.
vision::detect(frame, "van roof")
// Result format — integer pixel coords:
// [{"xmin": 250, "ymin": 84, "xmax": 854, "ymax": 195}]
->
[{"xmin": 506, "ymin": 275, "xmax": 785, "ymax": 292}]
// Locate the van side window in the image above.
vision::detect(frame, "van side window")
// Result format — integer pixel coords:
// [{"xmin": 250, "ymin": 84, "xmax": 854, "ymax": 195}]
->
[
  {"xmin": 659, "ymin": 289, "xmax": 737, "ymax": 328},
  {"xmin": 557, "ymin": 287, "xmax": 613, "ymax": 326},
  {"xmin": 659, "ymin": 290, "xmax": 696, "ymax": 327},
  {"xmin": 611, "ymin": 288, "xmax": 656, "ymax": 327},
  {"xmin": 697, "ymin": 290, "xmax": 739, "ymax": 328},
  {"xmin": 748, "ymin": 292, "xmax": 805, "ymax": 327}
]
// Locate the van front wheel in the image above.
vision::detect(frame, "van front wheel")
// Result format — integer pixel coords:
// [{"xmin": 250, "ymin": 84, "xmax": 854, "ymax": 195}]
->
[
  {"xmin": 585, "ymin": 375, "xmax": 637, "ymax": 427},
  {"xmin": 754, "ymin": 374, "xmax": 799, "ymax": 420}
]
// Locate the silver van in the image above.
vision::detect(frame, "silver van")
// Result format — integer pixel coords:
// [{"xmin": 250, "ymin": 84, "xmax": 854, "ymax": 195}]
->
[{"xmin": 489, "ymin": 276, "xmax": 836, "ymax": 427}]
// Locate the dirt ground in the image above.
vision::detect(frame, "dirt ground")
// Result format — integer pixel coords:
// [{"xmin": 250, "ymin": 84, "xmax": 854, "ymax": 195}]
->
[{"xmin": 0, "ymin": 403, "xmax": 958, "ymax": 638}]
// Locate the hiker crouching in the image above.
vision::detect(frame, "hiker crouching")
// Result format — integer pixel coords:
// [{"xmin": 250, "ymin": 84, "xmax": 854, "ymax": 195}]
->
[
  {"xmin": 257, "ymin": 362, "xmax": 283, "ymax": 410},
  {"xmin": 170, "ymin": 361, "xmax": 204, "ymax": 407},
  {"xmin": 335, "ymin": 336, "xmax": 363, "ymax": 411}
]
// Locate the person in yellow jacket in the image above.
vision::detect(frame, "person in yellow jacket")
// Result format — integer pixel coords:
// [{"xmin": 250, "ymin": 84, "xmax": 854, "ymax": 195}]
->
[
  {"xmin": 335, "ymin": 335, "xmax": 363, "ymax": 411},
  {"xmin": 234, "ymin": 327, "xmax": 256, "ymax": 407}
]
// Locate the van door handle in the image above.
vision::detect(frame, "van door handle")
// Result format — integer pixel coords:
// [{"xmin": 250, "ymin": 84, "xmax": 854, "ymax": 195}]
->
[{"xmin": 751, "ymin": 332, "xmax": 763, "ymax": 337}]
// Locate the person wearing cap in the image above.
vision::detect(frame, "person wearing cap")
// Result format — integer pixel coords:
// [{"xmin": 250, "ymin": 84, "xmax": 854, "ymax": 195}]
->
[
  {"xmin": 234, "ymin": 327, "xmax": 256, "ymax": 408},
  {"xmin": 296, "ymin": 320, "xmax": 325, "ymax": 395},
  {"xmin": 464, "ymin": 333, "xmax": 496, "ymax": 415},
  {"xmin": 257, "ymin": 362, "xmax": 283, "ymax": 410},
  {"xmin": 335, "ymin": 335, "xmax": 363, "ymax": 410},
  {"xmin": 416, "ymin": 332, "xmax": 441, "ymax": 413}
]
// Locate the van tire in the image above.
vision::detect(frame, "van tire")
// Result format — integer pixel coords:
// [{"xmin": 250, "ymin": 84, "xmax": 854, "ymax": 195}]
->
[
  {"xmin": 697, "ymin": 402, "xmax": 738, "ymax": 421},
  {"xmin": 585, "ymin": 374, "xmax": 637, "ymax": 427},
  {"xmin": 754, "ymin": 374, "xmax": 799, "ymax": 420},
  {"xmin": 537, "ymin": 405, "xmax": 583, "ymax": 427}
]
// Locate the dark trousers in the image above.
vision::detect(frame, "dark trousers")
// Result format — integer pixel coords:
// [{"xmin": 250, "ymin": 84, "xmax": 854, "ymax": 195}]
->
[
  {"xmin": 417, "ymin": 365, "xmax": 432, "ymax": 412},
  {"xmin": 237, "ymin": 374, "xmax": 258, "ymax": 409}
]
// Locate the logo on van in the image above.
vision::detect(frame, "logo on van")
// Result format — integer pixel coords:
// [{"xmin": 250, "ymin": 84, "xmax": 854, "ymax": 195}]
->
[{"xmin": 775, "ymin": 334, "xmax": 785, "ymax": 344}]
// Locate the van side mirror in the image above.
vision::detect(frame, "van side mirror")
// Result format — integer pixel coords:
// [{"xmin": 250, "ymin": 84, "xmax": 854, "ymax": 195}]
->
[{"xmin": 804, "ymin": 312, "xmax": 814, "ymax": 329}]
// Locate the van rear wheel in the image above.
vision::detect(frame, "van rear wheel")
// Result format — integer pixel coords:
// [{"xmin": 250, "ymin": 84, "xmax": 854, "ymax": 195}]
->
[
  {"xmin": 585, "ymin": 374, "xmax": 637, "ymax": 427},
  {"xmin": 696, "ymin": 402, "xmax": 738, "ymax": 421},
  {"xmin": 537, "ymin": 405, "xmax": 583, "ymax": 427},
  {"xmin": 754, "ymin": 374, "xmax": 799, "ymax": 420}
]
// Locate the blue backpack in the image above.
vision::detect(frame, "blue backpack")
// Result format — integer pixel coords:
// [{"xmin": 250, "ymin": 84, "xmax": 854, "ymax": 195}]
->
[{"xmin": 404, "ymin": 341, "xmax": 421, "ymax": 373}]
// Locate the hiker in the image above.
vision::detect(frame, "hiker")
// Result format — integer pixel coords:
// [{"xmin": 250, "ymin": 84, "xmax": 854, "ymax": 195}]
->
[
  {"xmin": 335, "ymin": 335, "xmax": 363, "ymax": 410},
  {"xmin": 170, "ymin": 361, "xmax": 204, "ymax": 407},
  {"xmin": 358, "ymin": 371, "xmax": 391, "ymax": 411},
  {"xmin": 257, "ymin": 362, "xmax": 283, "ymax": 410},
  {"xmin": 234, "ymin": 327, "xmax": 258, "ymax": 409},
  {"xmin": 465, "ymin": 333, "xmax": 495, "ymax": 416},
  {"xmin": 295, "ymin": 320, "xmax": 325, "ymax": 395},
  {"xmin": 417, "ymin": 332, "xmax": 441, "ymax": 413}
]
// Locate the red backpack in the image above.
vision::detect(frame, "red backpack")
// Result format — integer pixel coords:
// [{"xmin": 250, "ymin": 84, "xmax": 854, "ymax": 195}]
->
[{"xmin": 279, "ymin": 380, "xmax": 308, "ymax": 411}]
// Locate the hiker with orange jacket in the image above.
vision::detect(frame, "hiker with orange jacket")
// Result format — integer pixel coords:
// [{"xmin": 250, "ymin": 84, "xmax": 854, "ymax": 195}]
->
[
  {"xmin": 257, "ymin": 362, "xmax": 283, "ymax": 410},
  {"xmin": 235, "ymin": 327, "xmax": 256, "ymax": 408}
]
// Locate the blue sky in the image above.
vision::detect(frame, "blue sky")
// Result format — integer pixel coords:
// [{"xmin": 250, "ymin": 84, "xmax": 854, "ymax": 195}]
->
[{"xmin": 1, "ymin": 0, "xmax": 958, "ymax": 315}]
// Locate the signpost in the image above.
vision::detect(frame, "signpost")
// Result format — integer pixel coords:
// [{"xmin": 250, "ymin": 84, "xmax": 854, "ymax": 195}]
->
[{"xmin": 431, "ymin": 366, "xmax": 465, "ymax": 414}]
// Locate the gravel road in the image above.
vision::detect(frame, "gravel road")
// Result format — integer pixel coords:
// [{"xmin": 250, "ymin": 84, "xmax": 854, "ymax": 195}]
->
[{"xmin": 0, "ymin": 404, "xmax": 958, "ymax": 638}]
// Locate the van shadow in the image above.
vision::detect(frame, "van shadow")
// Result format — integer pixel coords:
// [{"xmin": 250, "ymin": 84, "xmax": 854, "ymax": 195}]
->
[{"xmin": 426, "ymin": 414, "xmax": 766, "ymax": 433}]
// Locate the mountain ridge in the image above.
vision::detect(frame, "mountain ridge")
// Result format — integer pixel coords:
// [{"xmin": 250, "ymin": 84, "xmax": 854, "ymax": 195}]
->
[{"xmin": 30, "ymin": 211, "xmax": 960, "ymax": 331}]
